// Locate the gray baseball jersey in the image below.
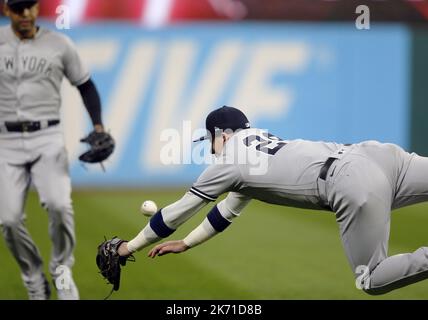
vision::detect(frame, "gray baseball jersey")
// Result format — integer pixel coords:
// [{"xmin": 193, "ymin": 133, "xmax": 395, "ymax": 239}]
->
[
  {"xmin": 0, "ymin": 25, "xmax": 89, "ymax": 122},
  {"xmin": 190, "ymin": 128, "xmax": 341, "ymax": 209}
]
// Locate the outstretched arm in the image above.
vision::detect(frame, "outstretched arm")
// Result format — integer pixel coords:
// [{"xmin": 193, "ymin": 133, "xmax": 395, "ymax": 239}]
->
[
  {"xmin": 118, "ymin": 162, "xmax": 243, "ymax": 257},
  {"xmin": 117, "ymin": 191, "xmax": 209, "ymax": 256},
  {"xmin": 147, "ymin": 192, "xmax": 251, "ymax": 258}
]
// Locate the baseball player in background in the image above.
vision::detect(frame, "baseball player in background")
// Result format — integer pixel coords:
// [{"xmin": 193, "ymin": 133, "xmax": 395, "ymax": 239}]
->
[
  {"xmin": 115, "ymin": 106, "xmax": 428, "ymax": 295},
  {"xmin": 0, "ymin": 0, "xmax": 107, "ymax": 299}
]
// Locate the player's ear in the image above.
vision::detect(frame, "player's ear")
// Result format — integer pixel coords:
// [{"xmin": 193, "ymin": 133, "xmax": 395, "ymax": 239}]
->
[
  {"xmin": 3, "ymin": 4, "xmax": 11, "ymax": 17},
  {"xmin": 222, "ymin": 132, "xmax": 232, "ymax": 143},
  {"xmin": 32, "ymin": 2, "xmax": 40, "ymax": 16}
]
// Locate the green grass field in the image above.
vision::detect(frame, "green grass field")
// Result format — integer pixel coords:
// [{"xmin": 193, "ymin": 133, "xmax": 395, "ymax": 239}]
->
[{"xmin": 1, "ymin": 188, "xmax": 428, "ymax": 300}]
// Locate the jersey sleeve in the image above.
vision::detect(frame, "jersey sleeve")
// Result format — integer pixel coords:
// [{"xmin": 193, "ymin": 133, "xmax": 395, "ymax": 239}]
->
[
  {"xmin": 61, "ymin": 35, "xmax": 90, "ymax": 86},
  {"xmin": 218, "ymin": 192, "xmax": 252, "ymax": 217},
  {"xmin": 182, "ymin": 192, "xmax": 251, "ymax": 248},
  {"xmin": 189, "ymin": 163, "xmax": 241, "ymax": 202}
]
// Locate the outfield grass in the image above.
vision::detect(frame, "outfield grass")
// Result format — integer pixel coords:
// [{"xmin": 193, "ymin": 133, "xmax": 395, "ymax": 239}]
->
[{"xmin": 1, "ymin": 188, "xmax": 428, "ymax": 300}]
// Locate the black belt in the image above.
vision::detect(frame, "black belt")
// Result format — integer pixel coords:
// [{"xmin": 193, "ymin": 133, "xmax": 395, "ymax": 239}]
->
[
  {"xmin": 318, "ymin": 144, "xmax": 352, "ymax": 181},
  {"xmin": 318, "ymin": 157, "xmax": 336, "ymax": 181},
  {"xmin": 4, "ymin": 120, "xmax": 60, "ymax": 133}
]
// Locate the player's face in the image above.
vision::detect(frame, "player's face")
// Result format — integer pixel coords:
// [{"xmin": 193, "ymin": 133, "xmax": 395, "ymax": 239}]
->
[{"xmin": 4, "ymin": 2, "xmax": 39, "ymax": 39}]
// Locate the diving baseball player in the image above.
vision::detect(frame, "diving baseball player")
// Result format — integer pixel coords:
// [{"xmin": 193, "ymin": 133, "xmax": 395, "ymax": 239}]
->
[
  {"xmin": 0, "ymin": 0, "xmax": 111, "ymax": 299},
  {"xmin": 105, "ymin": 106, "xmax": 428, "ymax": 295}
]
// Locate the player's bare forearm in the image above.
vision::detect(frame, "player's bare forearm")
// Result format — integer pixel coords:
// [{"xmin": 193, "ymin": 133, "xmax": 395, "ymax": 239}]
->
[{"xmin": 148, "ymin": 240, "xmax": 189, "ymax": 258}]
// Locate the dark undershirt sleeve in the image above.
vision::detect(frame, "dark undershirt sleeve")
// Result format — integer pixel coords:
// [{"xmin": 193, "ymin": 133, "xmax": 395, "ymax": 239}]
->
[{"xmin": 77, "ymin": 78, "xmax": 103, "ymax": 126}]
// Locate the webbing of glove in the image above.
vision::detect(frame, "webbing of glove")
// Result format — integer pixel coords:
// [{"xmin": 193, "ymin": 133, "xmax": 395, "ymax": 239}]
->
[
  {"xmin": 96, "ymin": 237, "xmax": 135, "ymax": 293},
  {"xmin": 79, "ymin": 131, "xmax": 115, "ymax": 163}
]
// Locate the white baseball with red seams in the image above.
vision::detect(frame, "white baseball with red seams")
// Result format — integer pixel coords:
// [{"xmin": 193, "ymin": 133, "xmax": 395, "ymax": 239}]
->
[{"xmin": 140, "ymin": 200, "xmax": 158, "ymax": 217}]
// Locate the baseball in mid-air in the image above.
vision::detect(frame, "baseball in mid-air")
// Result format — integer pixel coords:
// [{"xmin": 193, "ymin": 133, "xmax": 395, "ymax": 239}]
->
[{"xmin": 140, "ymin": 200, "xmax": 158, "ymax": 217}]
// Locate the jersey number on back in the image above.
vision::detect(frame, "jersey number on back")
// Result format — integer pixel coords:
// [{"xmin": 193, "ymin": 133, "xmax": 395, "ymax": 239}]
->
[{"xmin": 243, "ymin": 132, "xmax": 287, "ymax": 155}]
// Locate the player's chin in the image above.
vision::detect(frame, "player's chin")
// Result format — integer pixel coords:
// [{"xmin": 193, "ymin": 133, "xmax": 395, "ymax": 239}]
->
[{"xmin": 18, "ymin": 21, "xmax": 34, "ymax": 31}]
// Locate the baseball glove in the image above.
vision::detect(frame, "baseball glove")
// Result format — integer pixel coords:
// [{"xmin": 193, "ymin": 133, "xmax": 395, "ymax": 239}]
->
[
  {"xmin": 79, "ymin": 130, "xmax": 115, "ymax": 163},
  {"xmin": 96, "ymin": 237, "xmax": 135, "ymax": 293}
]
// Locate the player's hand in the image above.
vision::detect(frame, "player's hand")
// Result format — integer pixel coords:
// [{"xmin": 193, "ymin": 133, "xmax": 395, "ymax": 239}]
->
[{"xmin": 148, "ymin": 240, "xmax": 189, "ymax": 258}]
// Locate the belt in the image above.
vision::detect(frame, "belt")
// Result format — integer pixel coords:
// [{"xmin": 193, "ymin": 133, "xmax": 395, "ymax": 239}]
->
[
  {"xmin": 318, "ymin": 157, "xmax": 336, "ymax": 181},
  {"xmin": 318, "ymin": 144, "xmax": 352, "ymax": 181},
  {"xmin": 3, "ymin": 120, "xmax": 60, "ymax": 133}
]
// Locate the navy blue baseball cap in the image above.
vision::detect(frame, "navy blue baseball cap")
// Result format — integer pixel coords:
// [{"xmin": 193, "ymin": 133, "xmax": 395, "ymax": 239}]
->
[
  {"xmin": 193, "ymin": 106, "xmax": 250, "ymax": 143},
  {"xmin": 5, "ymin": 0, "xmax": 38, "ymax": 6}
]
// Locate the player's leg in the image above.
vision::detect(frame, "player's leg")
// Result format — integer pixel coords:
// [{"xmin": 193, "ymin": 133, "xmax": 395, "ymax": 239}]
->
[
  {"xmin": 0, "ymin": 159, "xmax": 50, "ymax": 300},
  {"xmin": 393, "ymin": 151, "xmax": 428, "ymax": 208},
  {"xmin": 328, "ymin": 157, "xmax": 391, "ymax": 293},
  {"xmin": 329, "ymin": 156, "xmax": 428, "ymax": 295},
  {"xmin": 349, "ymin": 149, "xmax": 428, "ymax": 294},
  {"xmin": 30, "ymin": 135, "xmax": 78, "ymax": 300}
]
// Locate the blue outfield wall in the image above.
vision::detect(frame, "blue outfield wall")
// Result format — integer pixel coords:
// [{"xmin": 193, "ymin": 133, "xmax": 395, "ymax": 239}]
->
[{"xmin": 0, "ymin": 21, "xmax": 411, "ymax": 186}]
